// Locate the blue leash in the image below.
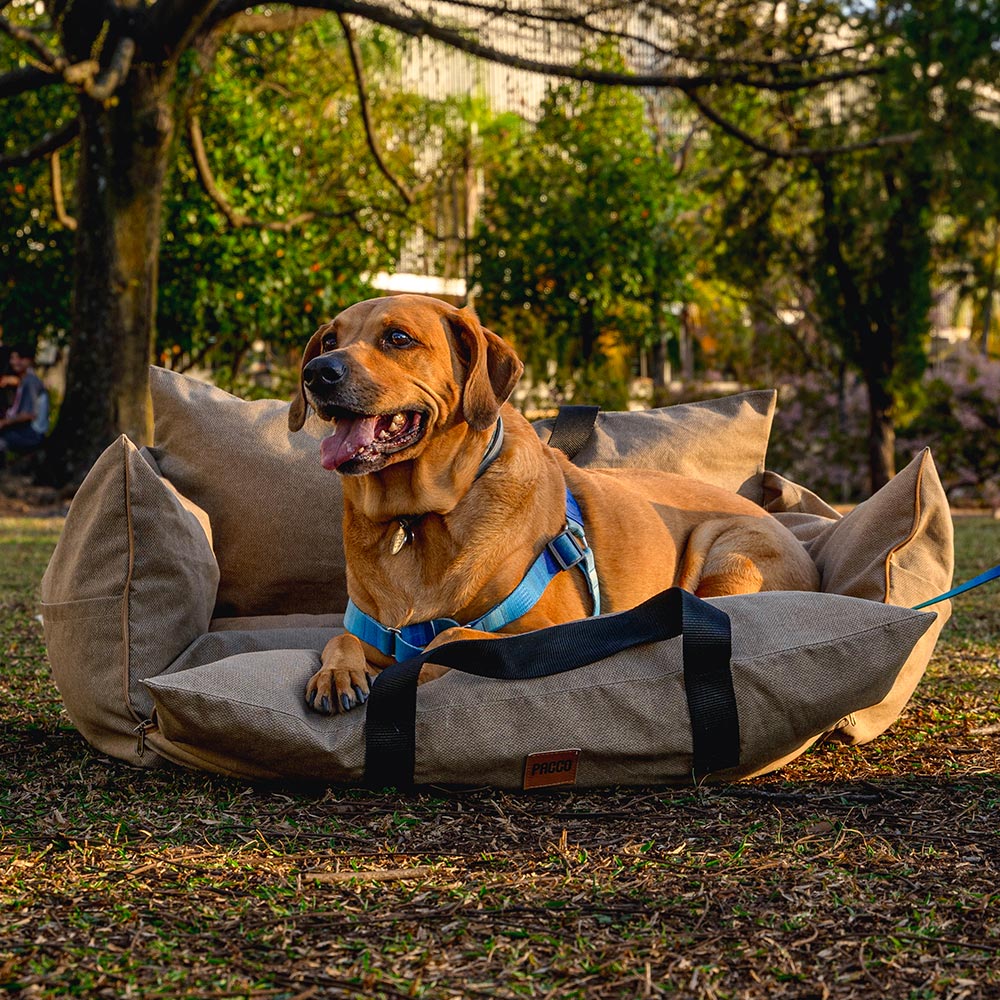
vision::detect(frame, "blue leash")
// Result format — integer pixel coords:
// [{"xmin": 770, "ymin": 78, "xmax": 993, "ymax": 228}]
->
[{"xmin": 913, "ymin": 562, "xmax": 1000, "ymax": 610}]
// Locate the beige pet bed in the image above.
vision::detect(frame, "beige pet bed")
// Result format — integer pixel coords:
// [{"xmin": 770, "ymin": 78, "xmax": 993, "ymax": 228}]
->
[{"xmin": 40, "ymin": 368, "xmax": 953, "ymax": 787}]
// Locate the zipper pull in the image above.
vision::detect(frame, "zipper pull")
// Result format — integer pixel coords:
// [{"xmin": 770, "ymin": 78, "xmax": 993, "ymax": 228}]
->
[{"xmin": 133, "ymin": 719, "xmax": 154, "ymax": 758}]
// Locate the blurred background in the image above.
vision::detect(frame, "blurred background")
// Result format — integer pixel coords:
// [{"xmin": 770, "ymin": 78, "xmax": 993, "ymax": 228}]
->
[{"xmin": 1, "ymin": 0, "xmax": 998, "ymax": 502}]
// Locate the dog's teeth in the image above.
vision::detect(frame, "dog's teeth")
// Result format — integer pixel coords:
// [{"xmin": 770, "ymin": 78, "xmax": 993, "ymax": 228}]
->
[{"xmin": 389, "ymin": 413, "xmax": 406, "ymax": 432}]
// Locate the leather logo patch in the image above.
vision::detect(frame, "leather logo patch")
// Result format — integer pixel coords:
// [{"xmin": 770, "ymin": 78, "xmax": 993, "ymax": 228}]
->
[{"xmin": 523, "ymin": 749, "xmax": 581, "ymax": 790}]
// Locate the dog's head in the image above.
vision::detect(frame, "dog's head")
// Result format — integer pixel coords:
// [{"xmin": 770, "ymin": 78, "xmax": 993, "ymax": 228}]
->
[{"xmin": 288, "ymin": 295, "xmax": 523, "ymax": 475}]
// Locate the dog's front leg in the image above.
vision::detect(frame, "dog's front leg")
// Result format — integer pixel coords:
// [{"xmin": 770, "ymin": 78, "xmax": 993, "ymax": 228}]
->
[{"xmin": 307, "ymin": 632, "xmax": 380, "ymax": 715}]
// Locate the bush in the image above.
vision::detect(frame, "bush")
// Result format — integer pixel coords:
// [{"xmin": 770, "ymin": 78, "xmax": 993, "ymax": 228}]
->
[
  {"xmin": 903, "ymin": 345, "xmax": 1000, "ymax": 508},
  {"xmin": 764, "ymin": 345, "xmax": 1000, "ymax": 507}
]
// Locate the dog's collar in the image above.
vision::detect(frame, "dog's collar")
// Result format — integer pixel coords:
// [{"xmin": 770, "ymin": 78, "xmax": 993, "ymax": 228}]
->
[
  {"xmin": 346, "ymin": 486, "xmax": 602, "ymax": 661},
  {"xmin": 473, "ymin": 416, "xmax": 504, "ymax": 482}
]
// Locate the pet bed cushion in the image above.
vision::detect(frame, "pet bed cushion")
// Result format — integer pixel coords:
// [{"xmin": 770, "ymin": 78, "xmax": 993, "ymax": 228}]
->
[
  {"xmin": 148, "ymin": 366, "xmax": 348, "ymax": 618},
  {"xmin": 533, "ymin": 389, "xmax": 776, "ymax": 502},
  {"xmin": 140, "ymin": 449, "xmax": 952, "ymax": 785},
  {"xmin": 765, "ymin": 448, "xmax": 953, "ymax": 743},
  {"xmin": 41, "ymin": 437, "xmax": 219, "ymax": 763},
  {"xmin": 143, "ymin": 592, "xmax": 935, "ymax": 786}
]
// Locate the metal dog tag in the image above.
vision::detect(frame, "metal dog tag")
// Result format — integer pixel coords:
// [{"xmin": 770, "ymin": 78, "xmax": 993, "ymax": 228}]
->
[{"xmin": 390, "ymin": 521, "xmax": 413, "ymax": 555}]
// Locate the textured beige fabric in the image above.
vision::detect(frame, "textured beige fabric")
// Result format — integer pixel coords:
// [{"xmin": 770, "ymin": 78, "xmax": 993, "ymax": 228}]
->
[
  {"xmin": 209, "ymin": 613, "xmax": 343, "ymax": 632},
  {"xmin": 534, "ymin": 390, "xmax": 776, "ymax": 502},
  {"xmin": 149, "ymin": 366, "xmax": 348, "ymax": 617},
  {"xmin": 147, "ymin": 648, "xmax": 364, "ymax": 781},
  {"xmin": 41, "ymin": 436, "xmax": 219, "ymax": 766},
  {"xmin": 143, "ymin": 593, "xmax": 934, "ymax": 786},
  {"xmin": 764, "ymin": 449, "xmax": 953, "ymax": 748}
]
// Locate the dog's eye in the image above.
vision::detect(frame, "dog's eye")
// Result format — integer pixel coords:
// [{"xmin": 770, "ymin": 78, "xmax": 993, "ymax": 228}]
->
[
  {"xmin": 321, "ymin": 332, "xmax": 337, "ymax": 351},
  {"xmin": 385, "ymin": 328, "xmax": 415, "ymax": 349}
]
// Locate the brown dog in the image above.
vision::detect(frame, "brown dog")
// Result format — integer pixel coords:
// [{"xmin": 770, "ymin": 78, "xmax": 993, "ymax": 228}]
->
[{"xmin": 288, "ymin": 294, "xmax": 819, "ymax": 713}]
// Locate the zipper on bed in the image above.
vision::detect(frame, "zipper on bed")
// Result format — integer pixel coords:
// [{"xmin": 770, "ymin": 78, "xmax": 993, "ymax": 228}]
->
[{"xmin": 133, "ymin": 719, "xmax": 154, "ymax": 758}]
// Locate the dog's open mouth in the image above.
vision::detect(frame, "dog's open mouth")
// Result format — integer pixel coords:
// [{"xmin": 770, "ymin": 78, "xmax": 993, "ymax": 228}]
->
[{"xmin": 319, "ymin": 410, "xmax": 425, "ymax": 473}]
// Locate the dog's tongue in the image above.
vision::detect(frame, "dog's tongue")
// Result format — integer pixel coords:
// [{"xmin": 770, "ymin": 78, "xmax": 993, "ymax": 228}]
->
[{"xmin": 320, "ymin": 416, "xmax": 379, "ymax": 471}]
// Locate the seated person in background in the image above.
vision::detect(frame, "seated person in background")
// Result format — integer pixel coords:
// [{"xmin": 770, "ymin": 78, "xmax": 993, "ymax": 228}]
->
[
  {"xmin": 0, "ymin": 331, "xmax": 13, "ymax": 411},
  {"xmin": 0, "ymin": 344, "xmax": 50, "ymax": 467}
]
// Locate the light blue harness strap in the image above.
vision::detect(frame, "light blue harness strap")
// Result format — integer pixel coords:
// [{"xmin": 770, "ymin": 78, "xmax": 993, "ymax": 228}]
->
[
  {"xmin": 345, "ymin": 602, "xmax": 461, "ymax": 662},
  {"xmin": 345, "ymin": 486, "xmax": 601, "ymax": 661},
  {"xmin": 565, "ymin": 489, "xmax": 601, "ymax": 617}
]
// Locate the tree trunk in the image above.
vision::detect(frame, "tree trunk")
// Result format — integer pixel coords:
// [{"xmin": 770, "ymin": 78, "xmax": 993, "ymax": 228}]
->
[
  {"xmin": 41, "ymin": 66, "xmax": 175, "ymax": 487},
  {"xmin": 865, "ymin": 373, "xmax": 896, "ymax": 494},
  {"xmin": 679, "ymin": 303, "xmax": 694, "ymax": 381}
]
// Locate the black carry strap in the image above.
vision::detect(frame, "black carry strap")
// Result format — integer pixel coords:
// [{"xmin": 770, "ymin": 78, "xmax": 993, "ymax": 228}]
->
[
  {"xmin": 547, "ymin": 405, "xmax": 600, "ymax": 460},
  {"xmin": 364, "ymin": 587, "xmax": 738, "ymax": 790}
]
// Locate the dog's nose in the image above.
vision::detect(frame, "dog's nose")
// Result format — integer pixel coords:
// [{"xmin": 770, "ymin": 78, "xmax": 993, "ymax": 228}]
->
[{"xmin": 303, "ymin": 354, "xmax": 348, "ymax": 389}]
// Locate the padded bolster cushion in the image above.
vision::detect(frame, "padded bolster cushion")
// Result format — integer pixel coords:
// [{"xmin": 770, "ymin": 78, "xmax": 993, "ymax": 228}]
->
[
  {"xmin": 150, "ymin": 368, "xmax": 776, "ymax": 618},
  {"xmin": 149, "ymin": 366, "xmax": 348, "ymax": 618},
  {"xmin": 41, "ymin": 437, "xmax": 219, "ymax": 766},
  {"xmin": 534, "ymin": 389, "xmax": 776, "ymax": 502},
  {"xmin": 143, "ymin": 593, "xmax": 935, "ymax": 787}
]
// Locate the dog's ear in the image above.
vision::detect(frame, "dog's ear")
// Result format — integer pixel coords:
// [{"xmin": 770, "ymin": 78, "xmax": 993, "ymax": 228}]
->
[
  {"xmin": 288, "ymin": 324, "xmax": 330, "ymax": 432},
  {"xmin": 449, "ymin": 308, "xmax": 524, "ymax": 431}
]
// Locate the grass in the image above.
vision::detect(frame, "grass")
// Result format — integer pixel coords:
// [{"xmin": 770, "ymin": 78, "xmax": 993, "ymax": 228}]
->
[{"xmin": 1, "ymin": 514, "xmax": 998, "ymax": 999}]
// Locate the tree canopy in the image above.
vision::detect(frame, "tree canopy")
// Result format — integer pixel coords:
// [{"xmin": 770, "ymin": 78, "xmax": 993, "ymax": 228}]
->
[
  {"xmin": 1, "ymin": 1, "xmax": 998, "ymax": 489},
  {"xmin": 473, "ymin": 47, "xmax": 693, "ymax": 407},
  {"xmin": 690, "ymin": 0, "xmax": 1000, "ymax": 489}
]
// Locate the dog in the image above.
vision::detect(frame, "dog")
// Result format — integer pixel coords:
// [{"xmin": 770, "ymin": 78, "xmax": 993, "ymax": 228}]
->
[{"xmin": 288, "ymin": 294, "xmax": 819, "ymax": 714}]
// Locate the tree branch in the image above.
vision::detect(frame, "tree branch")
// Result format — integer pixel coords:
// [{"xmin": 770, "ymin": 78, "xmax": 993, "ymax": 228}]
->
[
  {"xmin": 406, "ymin": 0, "xmax": 874, "ymax": 72},
  {"xmin": 0, "ymin": 119, "xmax": 79, "ymax": 170},
  {"xmin": 49, "ymin": 149, "xmax": 77, "ymax": 230},
  {"xmin": 0, "ymin": 13, "xmax": 63, "ymax": 68},
  {"xmin": 187, "ymin": 112, "xmax": 318, "ymax": 231},
  {"xmin": 0, "ymin": 13, "xmax": 135, "ymax": 101},
  {"xmin": 672, "ymin": 120, "xmax": 703, "ymax": 175},
  {"xmin": 206, "ymin": 0, "xmax": 881, "ymax": 93},
  {"xmin": 0, "ymin": 64, "xmax": 61, "ymax": 100},
  {"xmin": 684, "ymin": 87, "xmax": 921, "ymax": 160},
  {"xmin": 337, "ymin": 12, "xmax": 413, "ymax": 206},
  {"xmin": 84, "ymin": 35, "xmax": 135, "ymax": 101}
]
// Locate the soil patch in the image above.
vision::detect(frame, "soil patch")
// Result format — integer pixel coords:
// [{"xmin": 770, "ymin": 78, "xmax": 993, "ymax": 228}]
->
[{"xmin": 0, "ymin": 472, "xmax": 70, "ymax": 518}]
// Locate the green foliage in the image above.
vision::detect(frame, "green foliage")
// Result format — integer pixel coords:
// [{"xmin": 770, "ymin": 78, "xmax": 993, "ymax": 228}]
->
[
  {"xmin": 0, "ymin": 14, "xmax": 77, "ymax": 346},
  {"xmin": 1, "ymin": 15, "xmax": 466, "ymax": 387},
  {"xmin": 158, "ymin": 21, "xmax": 426, "ymax": 388},
  {"xmin": 472, "ymin": 44, "xmax": 693, "ymax": 397},
  {"xmin": 692, "ymin": 0, "xmax": 1000, "ymax": 483}
]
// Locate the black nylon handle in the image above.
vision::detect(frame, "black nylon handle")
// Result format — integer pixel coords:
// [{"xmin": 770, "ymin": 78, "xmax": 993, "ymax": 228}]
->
[
  {"xmin": 547, "ymin": 405, "xmax": 600, "ymax": 461},
  {"xmin": 364, "ymin": 587, "xmax": 738, "ymax": 790}
]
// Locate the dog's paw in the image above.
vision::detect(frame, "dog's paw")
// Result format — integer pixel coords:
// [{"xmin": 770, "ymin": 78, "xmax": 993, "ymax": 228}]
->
[{"xmin": 306, "ymin": 634, "xmax": 376, "ymax": 714}]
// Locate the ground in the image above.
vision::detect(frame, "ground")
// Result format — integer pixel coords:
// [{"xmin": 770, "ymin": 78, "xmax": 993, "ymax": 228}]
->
[
  {"xmin": 0, "ymin": 504, "xmax": 997, "ymax": 999},
  {"xmin": 0, "ymin": 472, "xmax": 69, "ymax": 518}
]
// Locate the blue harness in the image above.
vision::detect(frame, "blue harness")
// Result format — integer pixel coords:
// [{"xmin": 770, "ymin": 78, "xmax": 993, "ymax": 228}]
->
[{"xmin": 344, "ymin": 488, "xmax": 601, "ymax": 661}]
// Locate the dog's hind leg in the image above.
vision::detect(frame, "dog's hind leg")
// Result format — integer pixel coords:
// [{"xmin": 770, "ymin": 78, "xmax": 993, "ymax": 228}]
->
[{"xmin": 677, "ymin": 517, "xmax": 818, "ymax": 597}]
